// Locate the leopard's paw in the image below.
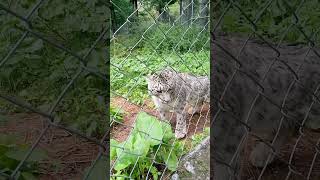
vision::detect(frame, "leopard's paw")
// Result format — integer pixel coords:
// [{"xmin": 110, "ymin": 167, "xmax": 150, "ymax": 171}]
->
[
  {"xmin": 175, "ymin": 130, "xmax": 187, "ymax": 139},
  {"xmin": 249, "ymin": 142, "xmax": 275, "ymax": 168}
]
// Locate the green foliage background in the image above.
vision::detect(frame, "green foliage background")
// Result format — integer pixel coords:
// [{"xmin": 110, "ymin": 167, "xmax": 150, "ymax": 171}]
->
[
  {"xmin": 0, "ymin": 0, "xmax": 108, "ymax": 136},
  {"xmin": 216, "ymin": 0, "xmax": 320, "ymax": 43},
  {"xmin": 0, "ymin": 134, "xmax": 48, "ymax": 179},
  {"xmin": 110, "ymin": 1, "xmax": 209, "ymax": 178},
  {"xmin": 111, "ymin": 2, "xmax": 210, "ymax": 104}
]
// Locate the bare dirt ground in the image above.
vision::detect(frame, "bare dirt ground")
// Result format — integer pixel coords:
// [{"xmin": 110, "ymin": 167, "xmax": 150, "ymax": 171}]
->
[
  {"xmin": 110, "ymin": 96, "xmax": 320, "ymax": 180},
  {"xmin": 0, "ymin": 113, "xmax": 99, "ymax": 180},
  {"xmin": 241, "ymin": 130, "xmax": 320, "ymax": 180},
  {"xmin": 5, "ymin": 97, "xmax": 319, "ymax": 179},
  {"xmin": 110, "ymin": 96, "xmax": 211, "ymax": 143},
  {"xmin": 209, "ymin": 129, "xmax": 320, "ymax": 180}
]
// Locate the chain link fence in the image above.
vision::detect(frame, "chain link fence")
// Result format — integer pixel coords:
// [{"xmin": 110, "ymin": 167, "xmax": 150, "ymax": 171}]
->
[
  {"xmin": 110, "ymin": 0, "xmax": 209, "ymax": 179},
  {"xmin": 212, "ymin": 0, "xmax": 320, "ymax": 179},
  {"xmin": 0, "ymin": 0, "xmax": 108, "ymax": 179}
]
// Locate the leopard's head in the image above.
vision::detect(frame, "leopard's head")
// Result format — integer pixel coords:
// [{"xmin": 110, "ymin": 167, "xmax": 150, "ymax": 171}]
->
[{"xmin": 146, "ymin": 68, "xmax": 176, "ymax": 103}]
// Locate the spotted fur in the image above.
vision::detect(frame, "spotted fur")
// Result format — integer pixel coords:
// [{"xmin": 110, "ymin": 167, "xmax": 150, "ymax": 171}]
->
[
  {"xmin": 212, "ymin": 35, "xmax": 320, "ymax": 179},
  {"xmin": 146, "ymin": 68, "xmax": 209, "ymax": 139}
]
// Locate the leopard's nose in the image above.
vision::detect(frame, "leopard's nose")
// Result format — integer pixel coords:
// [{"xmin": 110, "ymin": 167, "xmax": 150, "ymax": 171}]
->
[{"xmin": 162, "ymin": 100, "xmax": 169, "ymax": 103}]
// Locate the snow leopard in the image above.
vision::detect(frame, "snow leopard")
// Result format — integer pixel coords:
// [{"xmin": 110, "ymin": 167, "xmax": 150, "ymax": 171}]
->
[
  {"xmin": 146, "ymin": 68, "xmax": 209, "ymax": 139},
  {"xmin": 212, "ymin": 35, "xmax": 320, "ymax": 179}
]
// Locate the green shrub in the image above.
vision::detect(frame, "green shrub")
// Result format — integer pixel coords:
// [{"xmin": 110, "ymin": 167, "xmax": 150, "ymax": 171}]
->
[
  {"xmin": 217, "ymin": 0, "xmax": 320, "ymax": 43},
  {"xmin": 110, "ymin": 106, "xmax": 125, "ymax": 124},
  {"xmin": 111, "ymin": 5, "xmax": 210, "ymax": 105},
  {"xmin": 0, "ymin": 134, "xmax": 48, "ymax": 180},
  {"xmin": 112, "ymin": 0, "xmax": 135, "ymax": 29},
  {"xmin": 0, "ymin": 0, "xmax": 107, "ymax": 136},
  {"xmin": 111, "ymin": 50, "xmax": 209, "ymax": 105},
  {"xmin": 112, "ymin": 23, "xmax": 209, "ymax": 54},
  {"xmin": 110, "ymin": 112, "xmax": 184, "ymax": 179},
  {"xmin": 191, "ymin": 127, "xmax": 210, "ymax": 148}
]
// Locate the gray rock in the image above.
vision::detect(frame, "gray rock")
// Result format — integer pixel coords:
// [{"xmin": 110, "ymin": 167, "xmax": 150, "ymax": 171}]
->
[
  {"xmin": 171, "ymin": 173, "xmax": 180, "ymax": 180},
  {"xmin": 173, "ymin": 136, "xmax": 210, "ymax": 180}
]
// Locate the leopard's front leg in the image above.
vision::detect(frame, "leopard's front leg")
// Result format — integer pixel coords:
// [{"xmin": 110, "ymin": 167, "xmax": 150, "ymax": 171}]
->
[
  {"xmin": 152, "ymin": 96, "xmax": 170, "ymax": 121},
  {"xmin": 159, "ymin": 107, "xmax": 170, "ymax": 122},
  {"xmin": 175, "ymin": 101, "xmax": 188, "ymax": 139}
]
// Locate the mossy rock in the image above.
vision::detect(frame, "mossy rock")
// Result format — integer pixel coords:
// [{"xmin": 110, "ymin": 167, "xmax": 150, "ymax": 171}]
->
[{"xmin": 172, "ymin": 136, "xmax": 210, "ymax": 180}]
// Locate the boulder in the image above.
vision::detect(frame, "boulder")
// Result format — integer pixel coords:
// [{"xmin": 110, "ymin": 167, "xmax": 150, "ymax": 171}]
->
[{"xmin": 172, "ymin": 136, "xmax": 210, "ymax": 180}]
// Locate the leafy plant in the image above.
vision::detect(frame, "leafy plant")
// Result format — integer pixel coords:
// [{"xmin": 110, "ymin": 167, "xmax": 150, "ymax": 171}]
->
[
  {"xmin": 110, "ymin": 112, "xmax": 184, "ymax": 179},
  {"xmin": 144, "ymin": 0, "xmax": 178, "ymax": 16},
  {"xmin": 112, "ymin": 23, "xmax": 209, "ymax": 54},
  {"xmin": 191, "ymin": 127, "xmax": 210, "ymax": 148},
  {"xmin": 0, "ymin": 0, "xmax": 107, "ymax": 137},
  {"xmin": 217, "ymin": 0, "xmax": 320, "ymax": 44},
  {"xmin": 110, "ymin": 105, "xmax": 125, "ymax": 124},
  {"xmin": 111, "ymin": 0, "xmax": 135, "ymax": 31},
  {"xmin": 111, "ymin": 49, "xmax": 209, "ymax": 105},
  {"xmin": 0, "ymin": 134, "xmax": 48, "ymax": 180},
  {"xmin": 111, "ymin": 11, "xmax": 209, "ymax": 105}
]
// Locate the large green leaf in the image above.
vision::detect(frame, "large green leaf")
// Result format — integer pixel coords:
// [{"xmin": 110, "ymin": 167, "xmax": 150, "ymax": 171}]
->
[
  {"xmin": 160, "ymin": 149, "xmax": 178, "ymax": 171},
  {"xmin": 134, "ymin": 112, "xmax": 163, "ymax": 146},
  {"xmin": 114, "ymin": 151, "xmax": 136, "ymax": 171},
  {"xmin": 114, "ymin": 136, "xmax": 136, "ymax": 171},
  {"xmin": 132, "ymin": 133, "xmax": 150, "ymax": 157},
  {"xmin": 0, "ymin": 145, "xmax": 18, "ymax": 170},
  {"xmin": 160, "ymin": 121, "xmax": 174, "ymax": 142},
  {"xmin": 110, "ymin": 139, "xmax": 118, "ymax": 160}
]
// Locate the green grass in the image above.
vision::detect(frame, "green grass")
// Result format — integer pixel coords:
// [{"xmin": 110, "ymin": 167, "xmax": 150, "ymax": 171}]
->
[
  {"xmin": 0, "ymin": 0, "xmax": 107, "ymax": 137},
  {"xmin": 111, "ymin": 22, "xmax": 209, "ymax": 105},
  {"xmin": 110, "ymin": 105, "xmax": 125, "ymax": 125},
  {"xmin": 111, "ymin": 49, "xmax": 209, "ymax": 105},
  {"xmin": 217, "ymin": 0, "xmax": 320, "ymax": 44}
]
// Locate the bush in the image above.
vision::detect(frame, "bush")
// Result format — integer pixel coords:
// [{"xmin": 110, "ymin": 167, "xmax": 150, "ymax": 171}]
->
[
  {"xmin": 110, "ymin": 106, "xmax": 125, "ymax": 124},
  {"xmin": 0, "ymin": 0, "xmax": 107, "ymax": 136},
  {"xmin": 111, "ymin": 18, "xmax": 209, "ymax": 104},
  {"xmin": 217, "ymin": 0, "xmax": 320, "ymax": 43},
  {"xmin": 112, "ymin": 22, "xmax": 209, "ymax": 54},
  {"xmin": 0, "ymin": 134, "xmax": 48, "ymax": 180},
  {"xmin": 111, "ymin": 50, "xmax": 209, "ymax": 104},
  {"xmin": 111, "ymin": 112, "xmax": 184, "ymax": 179},
  {"xmin": 112, "ymin": 0, "xmax": 135, "ymax": 30}
]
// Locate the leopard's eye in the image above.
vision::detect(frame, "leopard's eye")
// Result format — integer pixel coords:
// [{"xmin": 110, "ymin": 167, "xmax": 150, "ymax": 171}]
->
[{"xmin": 157, "ymin": 90, "xmax": 162, "ymax": 93}]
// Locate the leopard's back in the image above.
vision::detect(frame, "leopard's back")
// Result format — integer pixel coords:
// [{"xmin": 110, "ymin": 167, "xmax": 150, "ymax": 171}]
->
[
  {"xmin": 212, "ymin": 36, "xmax": 320, "ymax": 180},
  {"xmin": 213, "ymin": 36, "xmax": 320, "ymax": 132}
]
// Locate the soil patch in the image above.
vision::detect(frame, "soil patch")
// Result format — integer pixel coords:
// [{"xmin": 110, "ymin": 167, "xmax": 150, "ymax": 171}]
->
[
  {"xmin": 110, "ymin": 96, "xmax": 210, "ymax": 142},
  {"xmin": 242, "ymin": 130, "xmax": 320, "ymax": 180},
  {"xmin": 0, "ymin": 113, "xmax": 100, "ymax": 180}
]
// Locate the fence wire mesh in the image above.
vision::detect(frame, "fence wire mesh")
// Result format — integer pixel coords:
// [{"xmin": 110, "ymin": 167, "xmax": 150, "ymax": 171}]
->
[
  {"xmin": 0, "ymin": 0, "xmax": 108, "ymax": 179},
  {"xmin": 212, "ymin": 0, "xmax": 320, "ymax": 179},
  {"xmin": 110, "ymin": 0, "xmax": 210, "ymax": 179}
]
